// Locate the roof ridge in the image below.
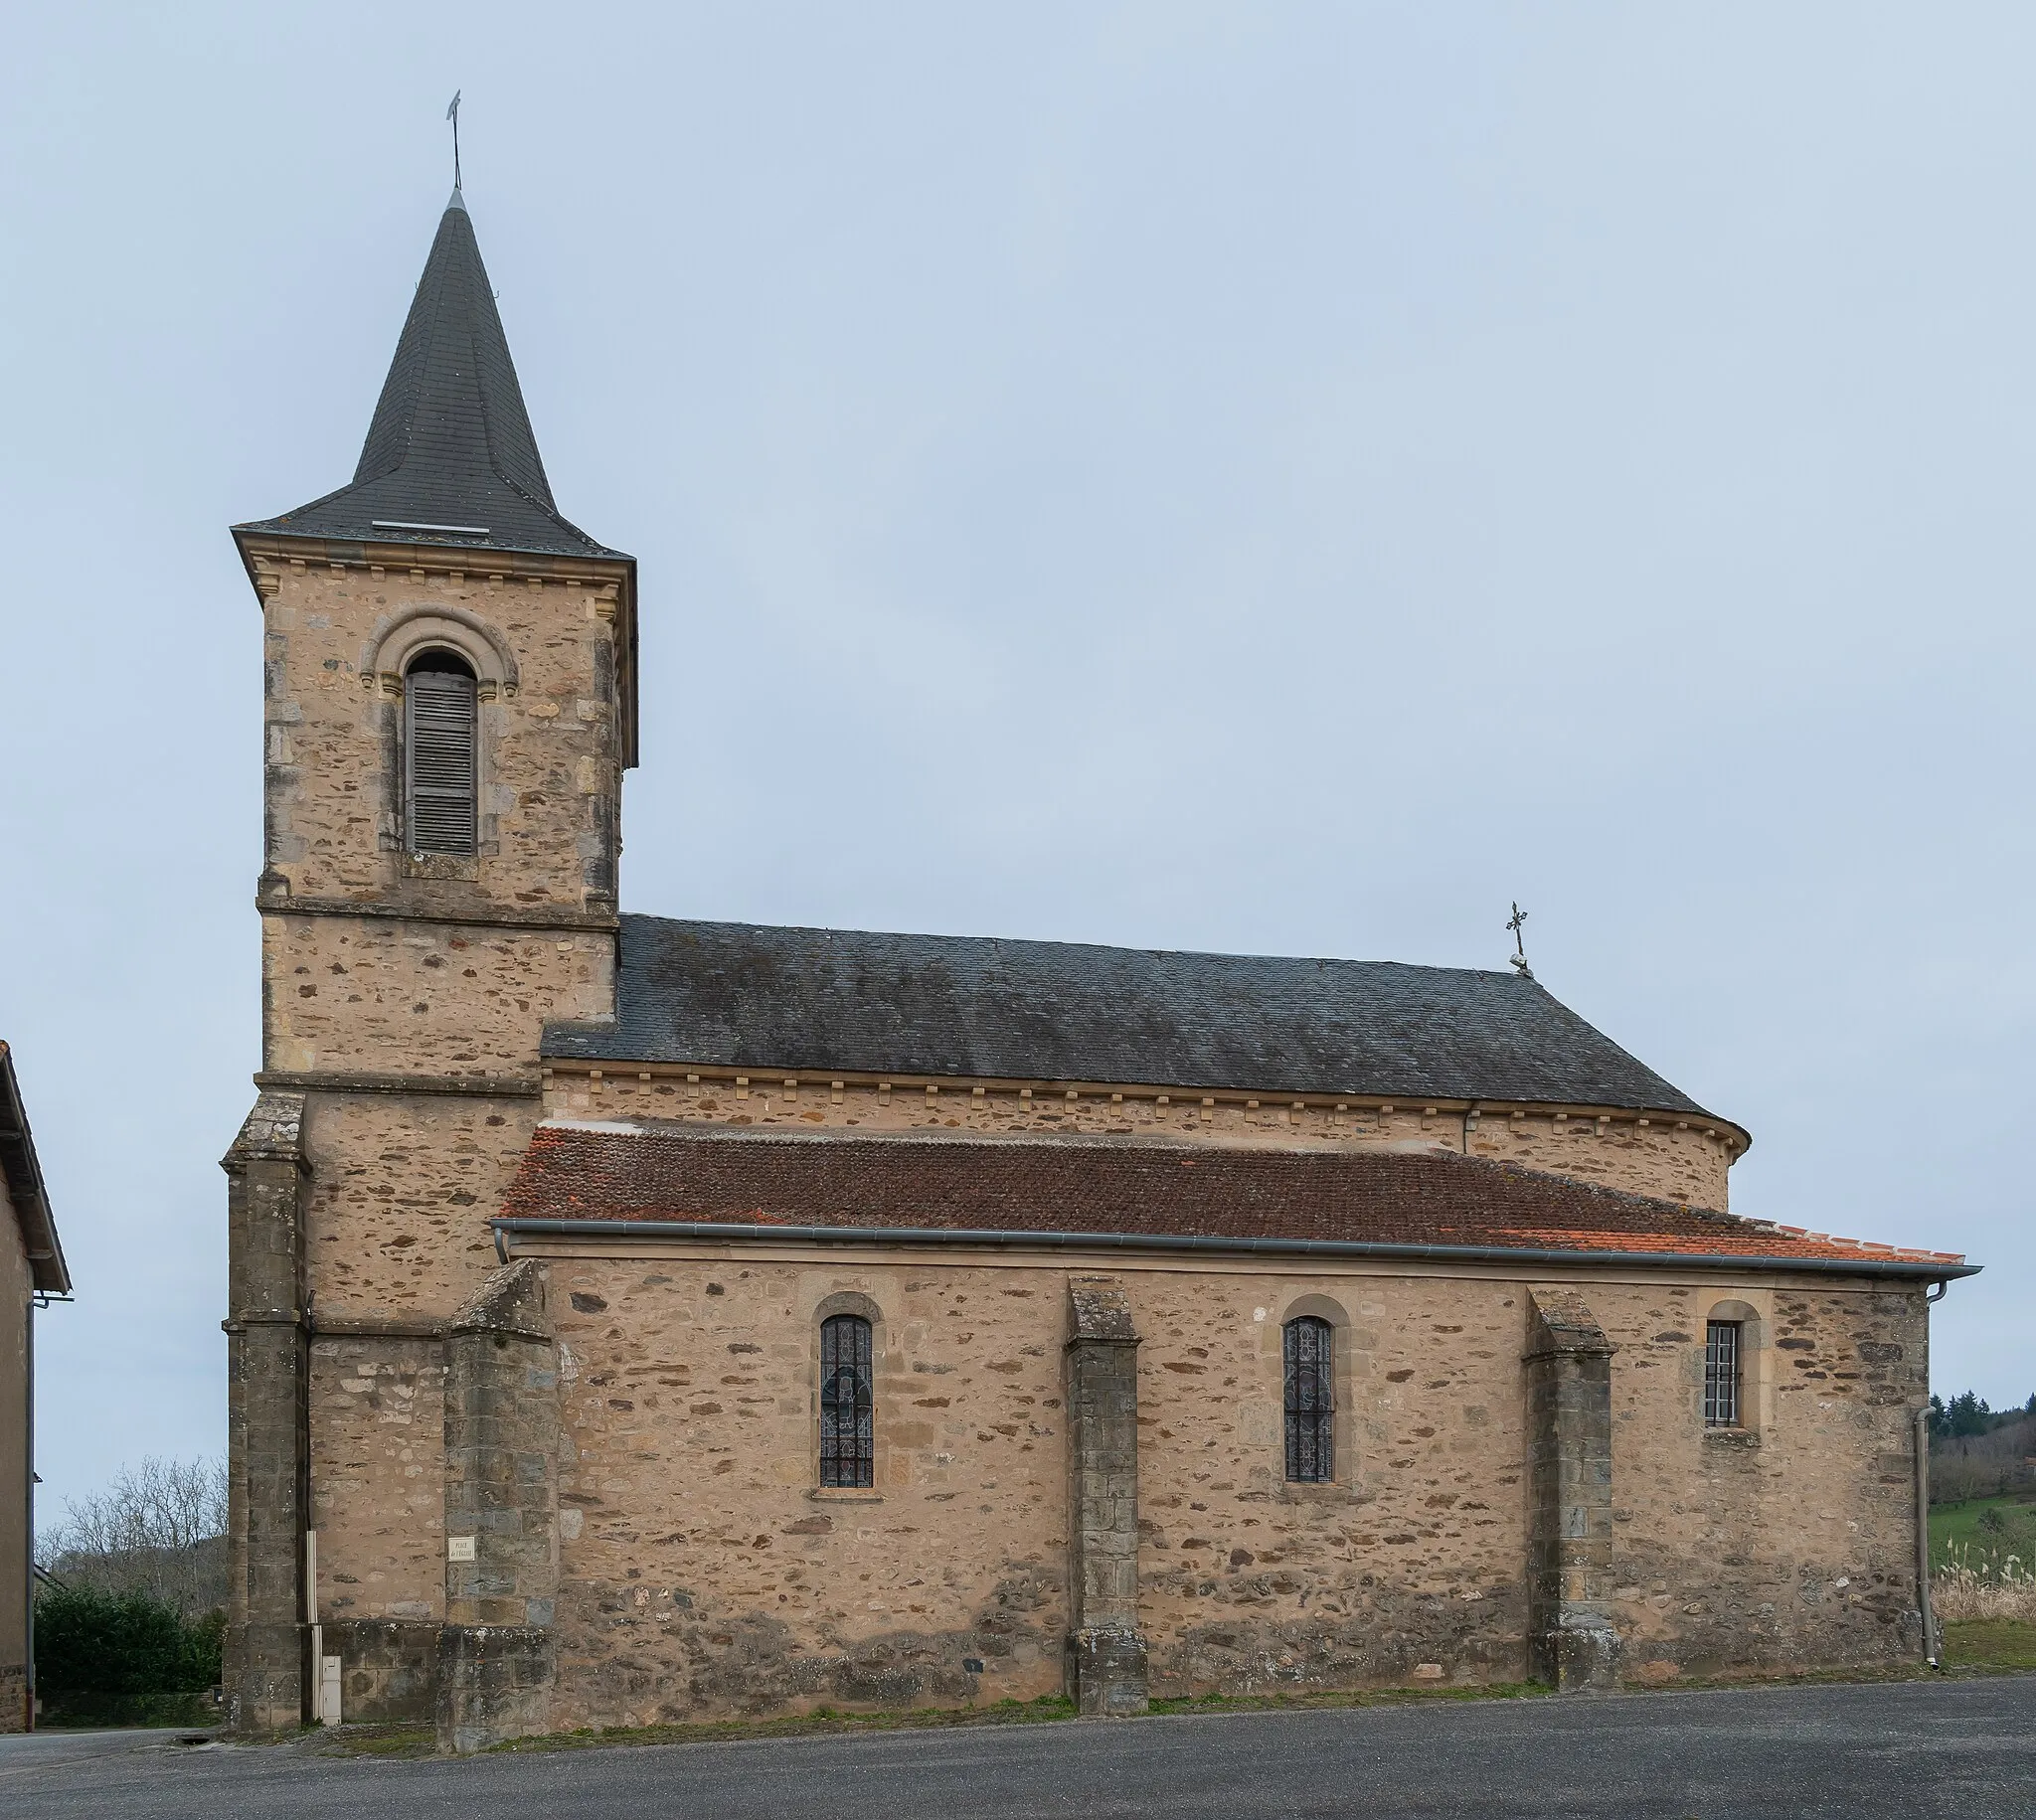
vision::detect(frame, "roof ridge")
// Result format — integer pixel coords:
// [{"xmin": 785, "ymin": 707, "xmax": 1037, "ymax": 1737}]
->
[{"xmin": 611, "ymin": 910, "xmax": 1529, "ymax": 980}]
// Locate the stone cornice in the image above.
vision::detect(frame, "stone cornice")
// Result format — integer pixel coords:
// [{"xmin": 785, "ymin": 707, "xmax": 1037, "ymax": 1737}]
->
[
  {"xmin": 254, "ymin": 1070, "xmax": 543, "ymax": 1099},
  {"xmin": 310, "ymin": 1315, "xmax": 447, "ymax": 1341},
  {"xmin": 233, "ymin": 529, "xmax": 633, "ymax": 590},
  {"xmin": 260, "ymin": 892, "xmax": 618, "ymax": 935},
  {"xmin": 535, "ymin": 1057, "xmax": 1754, "ymax": 1156}
]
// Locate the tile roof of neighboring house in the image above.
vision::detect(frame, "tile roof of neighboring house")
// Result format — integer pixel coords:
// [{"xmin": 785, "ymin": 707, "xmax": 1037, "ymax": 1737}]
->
[
  {"xmin": 235, "ymin": 190, "xmax": 626, "ymax": 562},
  {"xmin": 496, "ymin": 1121, "xmax": 1968, "ymax": 1278},
  {"xmin": 0, "ymin": 1041, "xmax": 69, "ymax": 1297},
  {"xmin": 543, "ymin": 915, "xmax": 1731, "ymax": 1122}
]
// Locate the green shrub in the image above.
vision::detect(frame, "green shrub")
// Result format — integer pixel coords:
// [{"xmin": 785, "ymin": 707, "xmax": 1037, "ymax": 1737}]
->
[{"xmin": 33, "ymin": 1585, "xmax": 224, "ymax": 1699}]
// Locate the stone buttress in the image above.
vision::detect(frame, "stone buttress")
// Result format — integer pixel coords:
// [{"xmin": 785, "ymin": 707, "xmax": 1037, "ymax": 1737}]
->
[
  {"xmin": 1064, "ymin": 1275, "xmax": 1147, "ymax": 1716},
  {"xmin": 1524, "ymin": 1286, "xmax": 1618, "ymax": 1691},
  {"xmin": 220, "ymin": 1092, "xmax": 312, "ymax": 1732},
  {"xmin": 437, "ymin": 1257, "xmax": 562, "ymax": 1752}
]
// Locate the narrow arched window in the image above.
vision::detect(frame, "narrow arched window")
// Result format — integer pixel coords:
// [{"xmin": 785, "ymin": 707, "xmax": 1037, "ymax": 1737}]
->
[
  {"xmin": 819, "ymin": 1313, "xmax": 874, "ymax": 1488},
  {"xmin": 404, "ymin": 651, "xmax": 477, "ymax": 854},
  {"xmin": 1704, "ymin": 1320, "xmax": 1742, "ymax": 1427},
  {"xmin": 1284, "ymin": 1315, "xmax": 1334, "ymax": 1483}
]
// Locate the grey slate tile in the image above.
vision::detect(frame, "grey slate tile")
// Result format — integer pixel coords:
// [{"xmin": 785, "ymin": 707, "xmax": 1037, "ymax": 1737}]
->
[
  {"xmin": 543, "ymin": 914, "xmax": 1717, "ymax": 1115},
  {"xmin": 235, "ymin": 190, "xmax": 625, "ymax": 562}
]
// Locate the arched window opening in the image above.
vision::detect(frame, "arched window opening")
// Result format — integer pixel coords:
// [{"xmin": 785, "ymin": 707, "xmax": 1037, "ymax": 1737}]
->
[
  {"xmin": 405, "ymin": 650, "xmax": 477, "ymax": 855},
  {"xmin": 1284, "ymin": 1315, "xmax": 1334, "ymax": 1483},
  {"xmin": 1704, "ymin": 1320, "xmax": 1743, "ymax": 1428},
  {"xmin": 819, "ymin": 1313, "xmax": 874, "ymax": 1488}
]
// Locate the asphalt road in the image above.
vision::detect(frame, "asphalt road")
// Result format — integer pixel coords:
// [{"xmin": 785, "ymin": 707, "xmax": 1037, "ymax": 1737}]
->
[{"xmin": 3, "ymin": 1678, "xmax": 2031, "ymax": 1820}]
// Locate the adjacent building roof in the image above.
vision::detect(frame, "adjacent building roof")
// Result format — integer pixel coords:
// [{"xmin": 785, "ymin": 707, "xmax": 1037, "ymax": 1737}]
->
[
  {"xmin": 0, "ymin": 1041, "xmax": 69, "ymax": 1297},
  {"xmin": 234, "ymin": 190, "xmax": 626, "ymax": 562},
  {"xmin": 496, "ymin": 1120, "xmax": 1969, "ymax": 1278},
  {"xmin": 543, "ymin": 915, "xmax": 1725, "ymax": 1119}
]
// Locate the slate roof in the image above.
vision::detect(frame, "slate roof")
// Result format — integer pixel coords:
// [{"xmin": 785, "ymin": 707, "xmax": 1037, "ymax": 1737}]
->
[
  {"xmin": 543, "ymin": 915, "xmax": 1724, "ymax": 1118},
  {"xmin": 235, "ymin": 190, "xmax": 625, "ymax": 562},
  {"xmin": 496, "ymin": 1121, "xmax": 1969, "ymax": 1276}
]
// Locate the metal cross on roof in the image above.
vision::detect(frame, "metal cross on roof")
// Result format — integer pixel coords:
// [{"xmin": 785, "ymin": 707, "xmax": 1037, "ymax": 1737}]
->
[
  {"xmin": 446, "ymin": 90, "xmax": 463, "ymax": 192},
  {"xmin": 1506, "ymin": 903, "xmax": 1534, "ymax": 979}
]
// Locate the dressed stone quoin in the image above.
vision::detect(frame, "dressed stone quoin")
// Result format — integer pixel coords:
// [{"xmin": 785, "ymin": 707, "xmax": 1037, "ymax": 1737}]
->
[{"xmin": 223, "ymin": 184, "xmax": 1975, "ymax": 1748}]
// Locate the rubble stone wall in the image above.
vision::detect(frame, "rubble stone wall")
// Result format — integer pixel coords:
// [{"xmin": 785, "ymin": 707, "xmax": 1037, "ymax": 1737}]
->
[
  {"xmin": 1601, "ymin": 1279, "xmax": 1930, "ymax": 1679},
  {"xmin": 298, "ymin": 1089, "xmax": 546, "ymax": 1323},
  {"xmin": 545, "ymin": 1256, "xmax": 1073, "ymax": 1729},
  {"xmin": 265, "ymin": 918, "xmax": 610, "ymax": 1080},
  {"xmin": 521, "ymin": 1246, "xmax": 1929, "ymax": 1725},
  {"xmin": 251, "ymin": 557, "xmax": 624, "ymax": 913},
  {"xmin": 309, "ymin": 1335, "xmax": 446, "ymax": 1627}
]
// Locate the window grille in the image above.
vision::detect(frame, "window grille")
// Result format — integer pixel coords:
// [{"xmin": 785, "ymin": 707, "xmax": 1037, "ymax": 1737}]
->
[
  {"xmin": 405, "ymin": 656, "xmax": 478, "ymax": 854},
  {"xmin": 819, "ymin": 1313, "xmax": 874, "ymax": 1488},
  {"xmin": 1704, "ymin": 1320, "xmax": 1742, "ymax": 1427},
  {"xmin": 1284, "ymin": 1315, "xmax": 1334, "ymax": 1483}
]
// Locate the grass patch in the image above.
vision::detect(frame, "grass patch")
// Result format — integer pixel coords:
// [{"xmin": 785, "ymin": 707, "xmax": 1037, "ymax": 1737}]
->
[
  {"xmin": 1943, "ymin": 1620, "xmax": 2036, "ymax": 1672},
  {"xmin": 301, "ymin": 1724, "xmax": 438, "ymax": 1758},
  {"xmin": 1931, "ymin": 1493, "xmax": 2036, "ymax": 1566}
]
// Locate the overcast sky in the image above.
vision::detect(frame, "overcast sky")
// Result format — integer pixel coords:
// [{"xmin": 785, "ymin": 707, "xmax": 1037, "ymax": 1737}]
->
[{"xmin": 5, "ymin": 4, "xmax": 2032, "ymax": 1512}]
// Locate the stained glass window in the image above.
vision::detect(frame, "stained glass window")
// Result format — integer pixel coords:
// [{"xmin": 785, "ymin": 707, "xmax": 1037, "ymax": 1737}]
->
[{"xmin": 1284, "ymin": 1315, "xmax": 1334, "ymax": 1483}]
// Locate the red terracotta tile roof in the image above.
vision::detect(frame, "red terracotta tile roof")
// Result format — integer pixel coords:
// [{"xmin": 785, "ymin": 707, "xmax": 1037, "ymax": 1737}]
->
[{"xmin": 497, "ymin": 1121, "xmax": 1967, "ymax": 1274}]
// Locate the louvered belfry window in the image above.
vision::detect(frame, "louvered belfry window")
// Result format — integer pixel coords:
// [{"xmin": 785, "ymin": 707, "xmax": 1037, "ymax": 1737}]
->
[
  {"xmin": 405, "ymin": 653, "xmax": 478, "ymax": 855},
  {"xmin": 1704, "ymin": 1321, "xmax": 1742, "ymax": 1427},
  {"xmin": 1284, "ymin": 1315, "xmax": 1334, "ymax": 1483},
  {"xmin": 819, "ymin": 1314, "xmax": 875, "ymax": 1488}
]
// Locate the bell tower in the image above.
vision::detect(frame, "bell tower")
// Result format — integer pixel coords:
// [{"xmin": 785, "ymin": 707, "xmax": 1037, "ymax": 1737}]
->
[
  {"xmin": 221, "ymin": 187, "xmax": 637, "ymax": 1731},
  {"xmin": 235, "ymin": 183, "xmax": 637, "ymax": 935}
]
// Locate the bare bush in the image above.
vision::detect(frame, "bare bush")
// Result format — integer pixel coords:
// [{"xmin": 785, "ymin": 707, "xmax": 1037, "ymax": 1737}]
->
[
  {"xmin": 35, "ymin": 1457, "xmax": 229, "ymax": 1617},
  {"xmin": 1932, "ymin": 1411, "xmax": 2036, "ymax": 1504}
]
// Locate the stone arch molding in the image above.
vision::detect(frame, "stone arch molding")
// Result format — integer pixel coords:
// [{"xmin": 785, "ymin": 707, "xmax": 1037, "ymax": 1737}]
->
[
  {"xmin": 363, "ymin": 604, "xmax": 520, "ymax": 702},
  {"xmin": 1276, "ymin": 1290, "xmax": 1351, "ymax": 1330},
  {"xmin": 811, "ymin": 1289, "xmax": 886, "ymax": 1328}
]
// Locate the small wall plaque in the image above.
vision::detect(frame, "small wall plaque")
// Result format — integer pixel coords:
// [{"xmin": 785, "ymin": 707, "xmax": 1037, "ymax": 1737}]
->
[{"xmin": 447, "ymin": 1535, "xmax": 476, "ymax": 1562}]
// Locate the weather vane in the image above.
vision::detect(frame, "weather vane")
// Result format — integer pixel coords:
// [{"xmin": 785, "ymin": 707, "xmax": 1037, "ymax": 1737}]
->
[
  {"xmin": 1506, "ymin": 902, "xmax": 1534, "ymax": 980},
  {"xmin": 447, "ymin": 90, "xmax": 463, "ymax": 191}
]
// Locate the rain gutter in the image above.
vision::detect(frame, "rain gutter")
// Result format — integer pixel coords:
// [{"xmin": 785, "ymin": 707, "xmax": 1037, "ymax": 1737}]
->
[{"xmin": 491, "ymin": 1218, "xmax": 1978, "ymax": 1283}]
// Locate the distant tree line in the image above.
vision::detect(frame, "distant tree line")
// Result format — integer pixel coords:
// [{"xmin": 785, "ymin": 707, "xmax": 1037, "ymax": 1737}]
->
[
  {"xmin": 1930, "ymin": 1394, "xmax": 2036, "ymax": 1505},
  {"xmin": 1931, "ymin": 1391, "xmax": 2036, "ymax": 1441}
]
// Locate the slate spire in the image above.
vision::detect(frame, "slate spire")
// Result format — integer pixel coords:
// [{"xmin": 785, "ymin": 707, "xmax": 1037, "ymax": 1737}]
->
[{"xmin": 237, "ymin": 192, "xmax": 621, "ymax": 558}]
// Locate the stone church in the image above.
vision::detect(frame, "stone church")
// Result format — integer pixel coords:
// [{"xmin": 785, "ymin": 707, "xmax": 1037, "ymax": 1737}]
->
[{"xmin": 223, "ymin": 185, "xmax": 1974, "ymax": 1748}]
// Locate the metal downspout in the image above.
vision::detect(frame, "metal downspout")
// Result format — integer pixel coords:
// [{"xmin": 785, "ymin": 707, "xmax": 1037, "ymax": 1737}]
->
[
  {"xmin": 1915, "ymin": 1403, "xmax": 1940, "ymax": 1667},
  {"xmin": 1916, "ymin": 1276, "xmax": 1950, "ymax": 1669}
]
